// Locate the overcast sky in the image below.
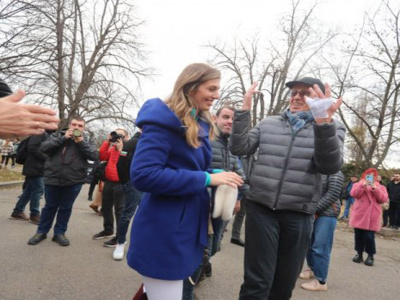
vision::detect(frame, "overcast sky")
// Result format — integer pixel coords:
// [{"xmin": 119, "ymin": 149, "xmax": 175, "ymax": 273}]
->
[{"xmin": 135, "ymin": 0, "xmax": 378, "ymax": 100}]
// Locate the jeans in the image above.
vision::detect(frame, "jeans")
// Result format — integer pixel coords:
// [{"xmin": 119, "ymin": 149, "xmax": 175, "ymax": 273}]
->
[
  {"xmin": 37, "ymin": 184, "xmax": 82, "ymax": 235},
  {"xmin": 117, "ymin": 182, "xmax": 141, "ymax": 244},
  {"xmin": 306, "ymin": 216, "xmax": 337, "ymax": 282},
  {"xmin": 354, "ymin": 228, "xmax": 376, "ymax": 255},
  {"xmin": 239, "ymin": 202, "xmax": 313, "ymax": 300},
  {"xmin": 342, "ymin": 197, "xmax": 354, "ymax": 218},
  {"xmin": 232, "ymin": 196, "xmax": 248, "ymax": 240},
  {"xmin": 102, "ymin": 181, "xmax": 125, "ymax": 234},
  {"xmin": 13, "ymin": 177, "xmax": 43, "ymax": 216},
  {"xmin": 210, "ymin": 217, "xmax": 229, "ymax": 257}
]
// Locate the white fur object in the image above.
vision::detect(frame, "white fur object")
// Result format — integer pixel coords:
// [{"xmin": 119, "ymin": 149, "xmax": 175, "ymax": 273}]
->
[
  {"xmin": 305, "ymin": 97, "xmax": 333, "ymax": 118},
  {"xmin": 212, "ymin": 185, "xmax": 238, "ymax": 221}
]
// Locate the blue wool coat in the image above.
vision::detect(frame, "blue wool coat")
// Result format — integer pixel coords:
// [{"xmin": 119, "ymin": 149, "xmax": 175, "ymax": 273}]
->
[{"xmin": 127, "ymin": 98, "xmax": 212, "ymax": 280}]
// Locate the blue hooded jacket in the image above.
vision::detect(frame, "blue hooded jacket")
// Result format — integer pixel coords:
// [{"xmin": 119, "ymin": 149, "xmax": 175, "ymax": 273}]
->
[{"xmin": 127, "ymin": 98, "xmax": 212, "ymax": 280}]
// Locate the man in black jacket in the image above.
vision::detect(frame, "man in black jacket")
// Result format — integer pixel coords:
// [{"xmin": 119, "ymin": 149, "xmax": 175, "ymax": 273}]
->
[
  {"xmin": 387, "ymin": 173, "xmax": 400, "ymax": 229},
  {"xmin": 28, "ymin": 117, "xmax": 97, "ymax": 246},
  {"xmin": 110, "ymin": 130, "xmax": 142, "ymax": 260},
  {"xmin": 10, "ymin": 132, "xmax": 49, "ymax": 223}
]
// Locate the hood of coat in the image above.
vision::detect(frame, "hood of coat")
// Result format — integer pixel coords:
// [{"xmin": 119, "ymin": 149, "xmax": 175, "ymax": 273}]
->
[{"xmin": 136, "ymin": 98, "xmax": 184, "ymax": 134}]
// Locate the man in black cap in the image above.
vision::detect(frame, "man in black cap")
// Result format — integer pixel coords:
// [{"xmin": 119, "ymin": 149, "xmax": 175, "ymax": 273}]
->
[
  {"xmin": 0, "ymin": 79, "xmax": 59, "ymax": 138},
  {"xmin": 230, "ymin": 77, "xmax": 345, "ymax": 300}
]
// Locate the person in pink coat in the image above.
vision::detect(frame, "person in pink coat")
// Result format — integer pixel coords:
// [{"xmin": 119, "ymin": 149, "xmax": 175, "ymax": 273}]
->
[{"xmin": 349, "ymin": 168, "xmax": 388, "ymax": 266}]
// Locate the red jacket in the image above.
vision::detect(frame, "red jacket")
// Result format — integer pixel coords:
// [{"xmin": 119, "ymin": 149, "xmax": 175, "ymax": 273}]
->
[{"xmin": 99, "ymin": 141, "xmax": 120, "ymax": 182}]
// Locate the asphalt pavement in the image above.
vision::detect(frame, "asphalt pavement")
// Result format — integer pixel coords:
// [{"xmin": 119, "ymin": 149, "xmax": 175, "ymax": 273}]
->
[{"xmin": 0, "ymin": 184, "xmax": 399, "ymax": 300}]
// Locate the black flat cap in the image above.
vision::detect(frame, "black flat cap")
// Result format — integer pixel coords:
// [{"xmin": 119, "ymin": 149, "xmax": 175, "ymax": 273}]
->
[{"xmin": 285, "ymin": 77, "xmax": 325, "ymax": 94}]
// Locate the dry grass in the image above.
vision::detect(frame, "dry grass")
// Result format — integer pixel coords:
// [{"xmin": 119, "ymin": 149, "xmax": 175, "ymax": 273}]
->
[{"xmin": 0, "ymin": 168, "xmax": 25, "ymax": 182}]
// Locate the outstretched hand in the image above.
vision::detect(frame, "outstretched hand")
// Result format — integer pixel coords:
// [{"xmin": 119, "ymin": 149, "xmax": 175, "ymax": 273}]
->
[
  {"xmin": 308, "ymin": 83, "xmax": 342, "ymax": 124},
  {"xmin": 242, "ymin": 82, "xmax": 260, "ymax": 111},
  {"xmin": 0, "ymin": 90, "xmax": 59, "ymax": 138}
]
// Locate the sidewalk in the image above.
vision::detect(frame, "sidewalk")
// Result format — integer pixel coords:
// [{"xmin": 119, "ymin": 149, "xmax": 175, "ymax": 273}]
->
[{"xmin": 0, "ymin": 185, "xmax": 399, "ymax": 300}]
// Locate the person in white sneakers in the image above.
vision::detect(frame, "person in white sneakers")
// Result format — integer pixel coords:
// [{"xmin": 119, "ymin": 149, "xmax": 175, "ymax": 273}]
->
[
  {"xmin": 112, "ymin": 131, "xmax": 142, "ymax": 260},
  {"xmin": 299, "ymin": 171, "xmax": 344, "ymax": 291}
]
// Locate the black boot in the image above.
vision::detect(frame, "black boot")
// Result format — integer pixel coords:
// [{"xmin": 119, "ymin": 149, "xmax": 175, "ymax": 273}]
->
[
  {"xmin": 352, "ymin": 253, "xmax": 363, "ymax": 263},
  {"xmin": 364, "ymin": 255, "xmax": 374, "ymax": 266}
]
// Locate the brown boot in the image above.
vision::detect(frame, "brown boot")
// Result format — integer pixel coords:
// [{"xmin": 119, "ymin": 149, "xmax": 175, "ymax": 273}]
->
[
  {"xmin": 89, "ymin": 204, "xmax": 99, "ymax": 213},
  {"xmin": 30, "ymin": 214, "xmax": 41, "ymax": 225},
  {"xmin": 10, "ymin": 211, "xmax": 29, "ymax": 221}
]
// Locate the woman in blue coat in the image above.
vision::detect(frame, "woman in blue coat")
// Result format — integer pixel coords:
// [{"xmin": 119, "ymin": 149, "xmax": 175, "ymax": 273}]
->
[{"xmin": 127, "ymin": 63, "xmax": 243, "ymax": 299}]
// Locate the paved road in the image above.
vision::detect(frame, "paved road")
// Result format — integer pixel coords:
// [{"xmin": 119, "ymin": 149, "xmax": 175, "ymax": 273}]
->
[{"xmin": 0, "ymin": 184, "xmax": 399, "ymax": 300}]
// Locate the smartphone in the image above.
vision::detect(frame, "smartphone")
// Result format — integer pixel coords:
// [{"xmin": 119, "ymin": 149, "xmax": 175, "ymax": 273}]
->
[{"xmin": 366, "ymin": 174, "xmax": 374, "ymax": 185}]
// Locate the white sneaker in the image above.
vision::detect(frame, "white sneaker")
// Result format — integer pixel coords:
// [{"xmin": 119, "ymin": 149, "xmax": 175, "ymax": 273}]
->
[
  {"xmin": 113, "ymin": 243, "xmax": 126, "ymax": 261},
  {"xmin": 299, "ymin": 268, "xmax": 314, "ymax": 279}
]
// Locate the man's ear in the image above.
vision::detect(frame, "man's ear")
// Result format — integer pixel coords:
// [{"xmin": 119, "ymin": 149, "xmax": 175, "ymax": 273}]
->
[{"xmin": 212, "ymin": 115, "xmax": 217, "ymax": 122}]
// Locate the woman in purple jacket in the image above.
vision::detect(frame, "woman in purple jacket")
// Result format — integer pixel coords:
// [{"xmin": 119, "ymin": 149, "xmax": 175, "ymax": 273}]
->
[{"xmin": 127, "ymin": 63, "xmax": 243, "ymax": 299}]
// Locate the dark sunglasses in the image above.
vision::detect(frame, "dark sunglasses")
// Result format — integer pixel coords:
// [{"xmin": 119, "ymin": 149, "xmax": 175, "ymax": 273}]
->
[{"xmin": 290, "ymin": 90, "xmax": 311, "ymax": 98}]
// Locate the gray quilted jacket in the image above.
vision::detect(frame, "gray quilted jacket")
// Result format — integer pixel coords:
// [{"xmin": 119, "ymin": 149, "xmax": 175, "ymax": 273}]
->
[
  {"xmin": 317, "ymin": 171, "xmax": 344, "ymax": 217},
  {"xmin": 210, "ymin": 132, "xmax": 249, "ymax": 196},
  {"xmin": 230, "ymin": 110, "xmax": 345, "ymax": 215}
]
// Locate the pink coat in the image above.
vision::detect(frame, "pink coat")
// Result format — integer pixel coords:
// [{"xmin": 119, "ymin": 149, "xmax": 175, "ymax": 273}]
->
[{"xmin": 349, "ymin": 182, "xmax": 388, "ymax": 232}]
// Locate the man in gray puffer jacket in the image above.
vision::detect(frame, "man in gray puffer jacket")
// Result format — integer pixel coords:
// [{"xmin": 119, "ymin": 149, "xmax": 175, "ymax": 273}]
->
[{"xmin": 230, "ymin": 77, "xmax": 345, "ymax": 300}]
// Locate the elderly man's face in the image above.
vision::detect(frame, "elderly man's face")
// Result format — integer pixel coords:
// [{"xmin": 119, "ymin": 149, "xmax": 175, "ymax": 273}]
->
[{"xmin": 289, "ymin": 84, "xmax": 311, "ymax": 112}]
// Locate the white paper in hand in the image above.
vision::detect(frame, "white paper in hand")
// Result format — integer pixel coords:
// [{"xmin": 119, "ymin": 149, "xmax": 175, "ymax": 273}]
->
[{"xmin": 305, "ymin": 97, "xmax": 333, "ymax": 118}]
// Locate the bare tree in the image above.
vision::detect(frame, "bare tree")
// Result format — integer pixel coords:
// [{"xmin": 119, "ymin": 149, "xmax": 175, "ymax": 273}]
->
[
  {"xmin": 0, "ymin": 0, "xmax": 151, "ymax": 128},
  {"xmin": 207, "ymin": 0, "xmax": 336, "ymax": 126},
  {"xmin": 324, "ymin": 0, "xmax": 400, "ymax": 168}
]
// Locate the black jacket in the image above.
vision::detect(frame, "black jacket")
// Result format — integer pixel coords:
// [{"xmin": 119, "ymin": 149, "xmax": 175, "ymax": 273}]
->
[
  {"xmin": 117, "ymin": 132, "xmax": 141, "ymax": 184},
  {"xmin": 387, "ymin": 181, "xmax": 400, "ymax": 203},
  {"xmin": 41, "ymin": 132, "xmax": 98, "ymax": 186},
  {"xmin": 22, "ymin": 132, "xmax": 49, "ymax": 178}
]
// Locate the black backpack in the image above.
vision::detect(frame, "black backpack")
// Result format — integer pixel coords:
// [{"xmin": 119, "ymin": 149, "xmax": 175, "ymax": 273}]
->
[{"xmin": 15, "ymin": 137, "xmax": 31, "ymax": 165}]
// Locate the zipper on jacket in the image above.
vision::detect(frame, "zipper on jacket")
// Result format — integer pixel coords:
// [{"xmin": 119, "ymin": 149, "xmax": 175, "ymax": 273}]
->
[{"xmin": 272, "ymin": 124, "xmax": 299, "ymax": 210}]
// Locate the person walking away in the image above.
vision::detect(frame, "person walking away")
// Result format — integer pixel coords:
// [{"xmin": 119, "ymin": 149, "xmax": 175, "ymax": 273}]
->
[{"xmin": 10, "ymin": 132, "xmax": 49, "ymax": 223}]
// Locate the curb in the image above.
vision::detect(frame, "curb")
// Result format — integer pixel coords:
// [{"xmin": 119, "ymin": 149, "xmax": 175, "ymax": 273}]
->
[
  {"xmin": 0, "ymin": 180, "xmax": 24, "ymax": 190},
  {"xmin": 336, "ymin": 220, "xmax": 400, "ymax": 238}
]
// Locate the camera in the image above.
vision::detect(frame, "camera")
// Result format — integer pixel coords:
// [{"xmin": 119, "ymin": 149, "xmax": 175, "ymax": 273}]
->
[
  {"xmin": 73, "ymin": 129, "xmax": 82, "ymax": 138},
  {"xmin": 109, "ymin": 131, "xmax": 124, "ymax": 143},
  {"xmin": 365, "ymin": 174, "xmax": 374, "ymax": 185}
]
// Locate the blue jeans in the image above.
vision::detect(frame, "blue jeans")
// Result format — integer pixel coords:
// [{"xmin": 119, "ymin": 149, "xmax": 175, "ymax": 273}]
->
[
  {"xmin": 37, "ymin": 184, "xmax": 82, "ymax": 235},
  {"xmin": 117, "ymin": 182, "xmax": 141, "ymax": 244},
  {"xmin": 343, "ymin": 197, "xmax": 354, "ymax": 218},
  {"xmin": 306, "ymin": 216, "xmax": 337, "ymax": 282},
  {"xmin": 13, "ymin": 177, "xmax": 43, "ymax": 216}
]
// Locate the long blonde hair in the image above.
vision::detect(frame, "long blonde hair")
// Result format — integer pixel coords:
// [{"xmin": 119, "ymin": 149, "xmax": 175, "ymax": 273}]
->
[{"xmin": 165, "ymin": 63, "xmax": 220, "ymax": 148}]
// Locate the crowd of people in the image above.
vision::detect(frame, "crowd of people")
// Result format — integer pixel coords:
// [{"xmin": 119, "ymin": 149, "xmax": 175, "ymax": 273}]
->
[{"xmin": 1, "ymin": 64, "xmax": 398, "ymax": 300}]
